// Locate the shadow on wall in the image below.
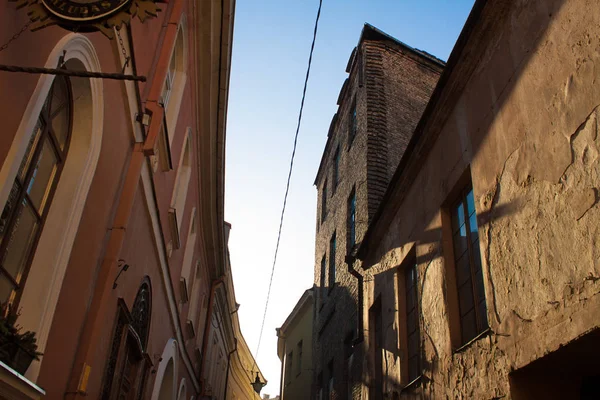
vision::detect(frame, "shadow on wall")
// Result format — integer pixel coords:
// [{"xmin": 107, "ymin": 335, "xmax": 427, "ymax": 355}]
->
[
  {"xmin": 367, "ymin": 197, "xmax": 521, "ymax": 395},
  {"xmin": 314, "ymin": 284, "xmax": 359, "ymax": 399},
  {"xmin": 509, "ymin": 328, "xmax": 600, "ymax": 400}
]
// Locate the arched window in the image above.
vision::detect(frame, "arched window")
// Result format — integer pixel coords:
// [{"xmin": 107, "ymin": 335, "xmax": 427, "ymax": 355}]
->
[
  {"xmin": 131, "ymin": 282, "xmax": 151, "ymax": 349},
  {"xmin": 0, "ymin": 75, "xmax": 72, "ymax": 306},
  {"xmin": 177, "ymin": 379, "xmax": 187, "ymax": 400},
  {"xmin": 102, "ymin": 280, "xmax": 153, "ymax": 399}
]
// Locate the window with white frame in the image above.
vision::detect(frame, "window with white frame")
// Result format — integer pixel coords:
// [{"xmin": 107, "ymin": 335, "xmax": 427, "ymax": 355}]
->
[
  {"xmin": 187, "ymin": 260, "xmax": 202, "ymax": 331},
  {"xmin": 161, "ymin": 23, "xmax": 187, "ymax": 144},
  {"xmin": 169, "ymin": 129, "xmax": 192, "ymax": 247},
  {"xmin": 0, "ymin": 76, "xmax": 72, "ymax": 305},
  {"xmin": 180, "ymin": 208, "xmax": 197, "ymax": 298}
]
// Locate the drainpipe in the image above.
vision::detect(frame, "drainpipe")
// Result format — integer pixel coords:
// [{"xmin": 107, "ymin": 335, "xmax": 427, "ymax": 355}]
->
[
  {"xmin": 222, "ymin": 339, "xmax": 237, "ymax": 400},
  {"xmin": 64, "ymin": 2, "xmax": 185, "ymax": 398},
  {"xmin": 346, "ymin": 254, "xmax": 364, "ymax": 345},
  {"xmin": 199, "ymin": 277, "xmax": 225, "ymax": 394},
  {"xmin": 64, "ymin": 144, "xmax": 145, "ymax": 400}
]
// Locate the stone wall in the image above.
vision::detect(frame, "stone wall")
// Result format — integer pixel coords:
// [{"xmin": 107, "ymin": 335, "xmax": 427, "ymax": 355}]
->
[{"xmin": 357, "ymin": 0, "xmax": 600, "ymax": 398}]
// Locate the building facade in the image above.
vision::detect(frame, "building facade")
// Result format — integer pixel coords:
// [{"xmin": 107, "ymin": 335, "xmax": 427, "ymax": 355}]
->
[
  {"xmin": 312, "ymin": 24, "xmax": 443, "ymax": 400},
  {"xmin": 0, "ymin": 0, "xmax": 264, "ymax": 399},
  {"xmin": 351, "ymin": 0, "xmax": 600, "ymax": 398},
  {"xmin": 276, "ymin": 288, "xmax": 314, "ymax": 400}
]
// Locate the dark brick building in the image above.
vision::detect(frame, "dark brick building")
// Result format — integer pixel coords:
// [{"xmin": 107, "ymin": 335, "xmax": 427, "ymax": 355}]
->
[{"xmin": 312, "ymin": 24, "xmax": 443, "ymax": 399}]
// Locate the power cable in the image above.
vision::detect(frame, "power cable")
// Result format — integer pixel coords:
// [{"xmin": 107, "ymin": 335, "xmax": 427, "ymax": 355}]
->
[{"xmin": 251, "ymin": 0, "xmax": 323, "ymax": 374}]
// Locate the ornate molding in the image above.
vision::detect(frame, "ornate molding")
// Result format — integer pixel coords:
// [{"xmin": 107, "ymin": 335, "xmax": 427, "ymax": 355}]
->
[{"xmin": 9, "ymin": 0, "xmax": 161, "ymax": 39}]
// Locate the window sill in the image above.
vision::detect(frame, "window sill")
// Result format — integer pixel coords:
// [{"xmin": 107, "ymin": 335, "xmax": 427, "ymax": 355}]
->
[
  {"xmin": 401, "ymin": 375, "xmax": 423, "ymax": 393},
  {"xmin": 453, "ymin": 327, "xmax": 491, "ymax": 354},
  {"xmin": 0, "ymin": 361, "xmax": 45, "ymax": 399}
]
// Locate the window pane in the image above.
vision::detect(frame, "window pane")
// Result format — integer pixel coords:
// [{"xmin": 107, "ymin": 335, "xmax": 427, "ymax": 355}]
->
[
  {"xmin": 477, "ymin": 300, "xmax": 489, "ymax": 330},
  {"xmin": 50, "ymin": 76, "xmax": 69, "ymax": 115},
  {"xmin": 408, "ymin": 332, "xmax": 419, "ymax": 356},
  {"xmin": 469, "ymin": 212, "xmax": 479, "ymax": 242},
  {"xmin": 406, "ymin": 287, "xmax": 415, "ymax": 311},
  {"xmin": 169, "ymin": 49, "xmax": 177, "ymax": 76},
  {"xmin": 471, "ymin": 240, "xmax": 483, "ymax": 274},
  {"xmin": 50, "ymin": 77, "xmax": 70, "ymax": 151},
  {"xmin": 18, "ymin": 120, "xmax": 43, "ymax": 182},
  {"xmin": 1, "ymin": 201, "xmax": 39, "ymax": 282},
  {"xmin": 0, "ymin": 275, "xmax": 15, "ymax": 304},
  {"xmin": 461, "ymin": 309, "xmax": 477, "ymax": 343},
  {"xmin": 453, "ymin": 231, "xmax": 468, "ymax": 259},
  {"xmin": 0, "ymin": 181, "xmax": 21, "ymax": 244},
  {"xmin": 408, "ymin": 356, "xmax": 419, "ymax": 382},
  {"xmin": 451, "ymin": 202, "xmax": 465, "ymax": 234},
  {"xmin": 466, "ymin": 189, "xmax": 476, "ymax": 216},
  {"xmin": 51, "ymin": 105, "xmax": 70, "ymax": 151},
  {"xmin": 407, "ymin": 309, "xmax": 417, "ymax": 334},
  {"xmin": 455, "ymin": 253, "xmax": 471, "ymax": 286},
  {"xmin": 458, "ymin": 282, "xmax": 474, "ymax": 317},
  {"xmin": 26, "ymin": 137, "xmax": 58, "ymax": 213},
  {"xmin": 474, "ymin": 271, "xmax": 486, "ymax": 305}
]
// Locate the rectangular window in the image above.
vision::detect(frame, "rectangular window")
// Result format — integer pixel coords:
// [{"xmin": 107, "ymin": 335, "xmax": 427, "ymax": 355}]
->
[
  {"xmin": 329, "ymin": 233, "xmax": 336, "ymax": 287},
  {"xmin": 321, "ymin": 179, "xmax": 328, "ymax": 223},
  {"xmin": 451, "ymin": 186, "xmax": 487, "ymax": 344},
  {"xmin": 333, "ymin": 146, "xmax": 340, "ymax": 190},
  {"xmin": 347, "ymin": 187, "xmax": 356, "ymax": 253},
  {"xmin": 348, "ymin": 99, "xmax": 357, "ymax": 146},
  {"xmin": 296, "ymin": 340, "xmax": 303, "ymax": 375},
  {"xmin": 405, "ymin": 260, "xmax": 421, "ymax": 382}
]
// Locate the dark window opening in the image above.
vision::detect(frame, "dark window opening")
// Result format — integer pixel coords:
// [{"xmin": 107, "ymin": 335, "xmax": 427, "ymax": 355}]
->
[
  {"xmin": 102, "ymin": 282, "xmax": 152, "ymax": 400},
  {"xmin": 405, "ymin": 261, "xmax": 421, "ymax": 382},
  {"xmin": 320, "ymin": 255, "xmax": 327, "ymax": 290},
  {"xmin": 334, "ymin": 146, "xmax": 341, "ymax": 190},
  {"xmin": 348, "ymin": 99, "xmax": 357, "ymax": 146},
  {"xmin": 329, "ymin": 233, "xmax": 336, "ymax": 287},
  {"xmin": 510, "ymin": 329, "xmax": 600, "ymax": 400},
  {"xmin": 347, "ymin": 187, "xmax": 356, "ymax": 253},
  {"xmin": 369, "ymin": 298, "xmax": 383, "ymax": 400},
  {"xmin": 321, "ymin": 179, "xmax": 328, "ymax": 223}
]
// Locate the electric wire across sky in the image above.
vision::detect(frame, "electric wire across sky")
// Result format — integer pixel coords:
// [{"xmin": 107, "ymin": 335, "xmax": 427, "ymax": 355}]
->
[{"xmin": 252, "ymin": 0, "xmax": 324, "ymax": 371}]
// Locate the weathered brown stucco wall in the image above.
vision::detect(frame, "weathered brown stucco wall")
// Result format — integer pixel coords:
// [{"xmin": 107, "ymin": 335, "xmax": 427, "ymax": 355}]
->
[{"xmin": 358, "ymin": 0, "xmax": 600, "ymax": 398}]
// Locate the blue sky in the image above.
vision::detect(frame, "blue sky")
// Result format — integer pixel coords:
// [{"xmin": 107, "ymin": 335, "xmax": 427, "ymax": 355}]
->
[{"xmin": 225, "ymin": 0, "xmax": 475, "ymax": 395}]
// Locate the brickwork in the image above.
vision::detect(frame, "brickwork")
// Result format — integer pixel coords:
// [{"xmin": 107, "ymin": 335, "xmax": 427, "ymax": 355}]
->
[{"xmin": 312, "ymin": 24, "xmax": 442, "ymax": 399}]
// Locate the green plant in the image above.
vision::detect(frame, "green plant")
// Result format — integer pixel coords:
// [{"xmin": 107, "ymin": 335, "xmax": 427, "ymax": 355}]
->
[{"xmin": 0, "ymin": 303, "xmax": 43, "ymax": 367}]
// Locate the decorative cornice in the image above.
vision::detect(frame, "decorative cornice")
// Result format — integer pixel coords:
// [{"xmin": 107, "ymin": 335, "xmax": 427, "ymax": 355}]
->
[{"xmin": 9, "ymin": 0, "xmax": 160, "ymax": 38}]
